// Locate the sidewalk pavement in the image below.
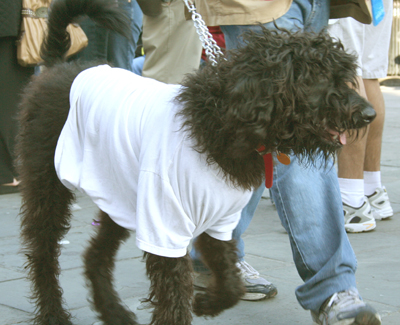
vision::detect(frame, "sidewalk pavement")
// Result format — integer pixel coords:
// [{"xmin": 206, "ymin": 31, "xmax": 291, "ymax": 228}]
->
[{"xmin": 1, "ymin": 86, "xmax": 399, "ymax": 325}]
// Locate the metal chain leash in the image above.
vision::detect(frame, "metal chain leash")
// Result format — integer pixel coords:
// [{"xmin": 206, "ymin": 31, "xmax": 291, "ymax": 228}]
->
[{"xmin": 183, "ymin": 0, "xmax": 225, "ymax": 66}]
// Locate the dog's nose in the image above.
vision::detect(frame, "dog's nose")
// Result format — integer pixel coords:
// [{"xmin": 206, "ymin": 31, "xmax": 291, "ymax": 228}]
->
[
  {"xmin": 352, "ymin": 105, "xmax": 376, "ymax": 127},
  {"xmin": 361, "ymin": 105, "xmax": 376, "ymax": 122}
]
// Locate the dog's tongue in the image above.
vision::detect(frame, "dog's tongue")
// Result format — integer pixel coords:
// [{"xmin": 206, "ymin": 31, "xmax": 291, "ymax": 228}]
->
[
  {"xmin": 328, "ymin": 129, "xmax": 347, "ymax": 145},
  {"xmin": 339, "ymin": 133, "xmax": 347, "ymax": 145}
]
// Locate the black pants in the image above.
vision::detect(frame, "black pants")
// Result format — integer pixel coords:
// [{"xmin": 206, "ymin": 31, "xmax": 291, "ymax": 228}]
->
[{"xmin": 0, "ymin": 37, "xmax": 34, "ymax": 183}]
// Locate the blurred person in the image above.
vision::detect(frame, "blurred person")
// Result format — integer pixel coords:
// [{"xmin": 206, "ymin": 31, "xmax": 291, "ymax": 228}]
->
[
  {"xmin": 329, "ymin": 0, "xmax": 394, "ymax": 232},
  {"xmin": 0, "ymin": 0, "xmax": 35, "ymax": 194}
]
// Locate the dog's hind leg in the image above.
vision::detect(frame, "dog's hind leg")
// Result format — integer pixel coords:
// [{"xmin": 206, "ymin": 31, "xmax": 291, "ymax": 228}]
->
[
  {"xmin": 19, "ymin": 152, "xmax": 75, "ymax": 324},
  {"xmin": 83, "ymin": 210, "xmax": 138, "ymax": 325},
  {"xmin": 144, "ymin": 252, "xmax": 194, "ymax": 325},
  {"xmin": 193, "ymin": 233, "xmax": 245, "ymax": 317}
]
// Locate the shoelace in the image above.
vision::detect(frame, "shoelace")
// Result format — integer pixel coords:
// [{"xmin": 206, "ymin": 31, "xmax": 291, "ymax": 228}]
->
[
  {"xmin": 326, "ymin": 289, "xmax": 361, "ymax": 309},
  {"xmin": 236, "ymin": 261, "xmax": 260, "ymax": 279}
]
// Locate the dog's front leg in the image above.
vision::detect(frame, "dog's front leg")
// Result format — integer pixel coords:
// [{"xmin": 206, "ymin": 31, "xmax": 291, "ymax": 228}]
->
[
  {"xmin": 144, "ymin": 252, "xmax": 193, "ymax": 325},
  {"xmin": 193, "ymin": 233, "xmax": 245, "ymax": 317}
]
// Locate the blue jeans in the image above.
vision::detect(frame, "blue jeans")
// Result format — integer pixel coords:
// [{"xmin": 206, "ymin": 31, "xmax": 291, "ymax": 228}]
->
[
  {"xmin": 190, "ymin": 0, "xmax": 358, "ymax": 312},
  {"xmin": 74, "ymin": 0, "xmax": 142, "ymax": 71}
]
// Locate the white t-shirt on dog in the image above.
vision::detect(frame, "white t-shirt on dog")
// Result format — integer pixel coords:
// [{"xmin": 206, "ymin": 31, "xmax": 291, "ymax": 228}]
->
[{"xmin": 55, "ymin": 65, "xmax": 252, "ymax": 258}]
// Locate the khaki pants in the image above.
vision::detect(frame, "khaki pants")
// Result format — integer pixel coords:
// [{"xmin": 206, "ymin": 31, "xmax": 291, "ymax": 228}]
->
[{"xmin": 142, "ymin": 0, "xmax": 202, "ymax": 84}]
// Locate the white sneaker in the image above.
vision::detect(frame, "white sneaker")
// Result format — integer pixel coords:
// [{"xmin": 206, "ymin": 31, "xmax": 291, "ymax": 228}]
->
[
  {"xmin": 343, "ymin": 198, "xmax": 376, "ymax": 233},
  {"xmin": 367, "ymin": 186, "xmax": 393, "ymax": 220},
  {"xmin": 236, "ymin": 260, "xmax": 278, "ymax": 300},
  {"xmin": 194, "ymin": 260, "xmax": 277, "ymax": 301},
  {"xmin": 311, "ymin": 288, "xmax": 381, "ymax": 325}
]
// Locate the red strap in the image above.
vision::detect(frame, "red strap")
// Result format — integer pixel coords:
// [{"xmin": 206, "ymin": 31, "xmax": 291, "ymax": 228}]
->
[
  {"xmin": 263, "ymin": 153, "xmax": 273, "ymax": 188},
  {"xmin": 256, "ymin": 146, "xmax": 273, "ymax": 189}
]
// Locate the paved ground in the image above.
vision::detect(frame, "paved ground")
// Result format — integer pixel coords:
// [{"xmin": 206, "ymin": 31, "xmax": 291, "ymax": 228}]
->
[{"xmin": 1, "ymin": 86, "xmax": 399, "ymax": 324}]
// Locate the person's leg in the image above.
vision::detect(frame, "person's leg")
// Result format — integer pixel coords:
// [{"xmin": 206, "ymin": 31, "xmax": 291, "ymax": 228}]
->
[
  {"xmin": 265, "ymin": 3, "xmax": 380, "ymax": 323},
  {"xmin": 232, "ymin": 184, "xmax": 265, "ymax": 260},
  {"xmin": 0, "ymin": 37, "xmax": 34, "ymax": 185},
  {"xmin": 361, "ymin": 0, "xmax": 393, "ymax": 220},
  {"xmin": 363, "ymin": 79, "xmax": 384, "ymax": 173},
  {"xmin": 271, "ymin": 156, "xmax": 357, "ymax": 311},
  {"xmin": 328, "ymin": 21, "xmax": 368, "ymax": 185},
  {"xmin": 336, "ymin": 77, "xmax": 371, "ymax": 212},
  {"xmin": 328, "ymin": 16, "xmax": 379, "ymax": 232},
  {"xmin": 363, "ymin": 79, "xmax": 393, "ymax": 219},
  {"xmin": 107, "ymin": 0, "xmax": 142, "ymax": 71},
  {"xmin": 272, "ymin": 157, "xmax": 381, "ymax": 325}
]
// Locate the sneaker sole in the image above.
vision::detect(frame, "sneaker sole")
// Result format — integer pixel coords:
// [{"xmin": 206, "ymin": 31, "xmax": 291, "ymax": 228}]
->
[
  {"xmin": 313, "ymin": 319, "xmax": 354, "ymax": 325},
  {"xmin": 241, "ymin": 287, "xmax": 278, "ymax": 301},
  {"xmin": 354, "ymin": 309, "xmax": 382, "ymax": 325},
  {"xmin": 194, "ymin": 285, "xmax": 278, "ymax": 301},
  {"xmin": 345, "ymin": 221, "xmax": 376, "ymax": 233},
  {"xmin": 372, "ymin": 207, "xmax": 394, "ymax": 220},
  {"xmin": 312, "ymin": 320, "xmax": 355, "ymax": 325},
  {"xmin": 312, "ymin": 312, "xmax": 381, "ymax": 325}
]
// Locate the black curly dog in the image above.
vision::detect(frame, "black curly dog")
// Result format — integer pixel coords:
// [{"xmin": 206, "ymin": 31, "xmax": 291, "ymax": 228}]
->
[{"xmin": 16, "ymin": 0, "xmax": 376, "ymax": 324}]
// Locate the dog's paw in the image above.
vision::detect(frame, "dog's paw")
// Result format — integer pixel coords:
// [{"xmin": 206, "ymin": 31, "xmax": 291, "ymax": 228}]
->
[
  {"xmin": 101, "ymin": 311, "xmax": 139, "ymax": 325},
  {"xmin": 34, "ymin": 311, "xmax": 74, "ymax": 325},
  {"xmin": 35, "ymin": 317, "xmax": 73, "ymax": 325}
]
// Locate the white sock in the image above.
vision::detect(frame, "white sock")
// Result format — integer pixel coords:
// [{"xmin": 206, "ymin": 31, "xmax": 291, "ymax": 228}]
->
[
  {"xmin": 338, "ymin": 178, "xmax": 365, "ymax": 208},
  {"xmin": 364, "ymin": 171, "xmax": 381, "ymax": 196}
]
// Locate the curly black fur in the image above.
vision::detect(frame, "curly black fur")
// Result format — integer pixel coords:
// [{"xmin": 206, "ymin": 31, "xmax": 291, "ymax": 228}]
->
[
  {"xmin": 142, "ymin": 233, "xmax": 245, "ymax": 324},
  {"xmin": 17, "ymin": 59, "xmax": 99, "ymax": 325},
  {"xmin": 177, "ymin": 28, "xmax": 375, "ymax": 189},
  {"xmin": 144, "ymin": 252, "xmax": 194, "ymax": 325},
  {"xmin": 16, "ymin": 1, "xmax": 376, "ymax": 324},
  {"xmin": 192, "ymin": 233, "xmax": 245, "ymax": 317},
  {"xmin": 83, "ymin": 211, "xmax": 138, "ymax": 324}
]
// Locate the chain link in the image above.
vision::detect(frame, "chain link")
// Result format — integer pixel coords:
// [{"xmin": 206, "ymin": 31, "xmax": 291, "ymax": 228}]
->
[{"xmin": 183, "ymin": 0, "xmax": 225, "ymax": 66}]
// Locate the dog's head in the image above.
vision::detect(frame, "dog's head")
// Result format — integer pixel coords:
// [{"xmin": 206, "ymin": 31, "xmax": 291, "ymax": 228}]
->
[{"xmin": 177, "ymin": 27, "xmax": 375, "ymax": 189}]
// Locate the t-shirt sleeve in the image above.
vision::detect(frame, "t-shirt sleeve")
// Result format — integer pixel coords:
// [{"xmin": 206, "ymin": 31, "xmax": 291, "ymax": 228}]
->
[
  {"xmin": 205, "ymin": 210, "xmax": 241, "ymax": 242},
  {"xmin": 135, "ymin": 171, "xmax": 195, "ymax": 258}
]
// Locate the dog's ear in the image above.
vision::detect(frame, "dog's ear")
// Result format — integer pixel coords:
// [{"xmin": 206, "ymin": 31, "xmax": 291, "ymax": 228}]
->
[
  {"xmin": 222, "ymin": 75, "xmax": 276, "ymax": 158},
  {"xmin": 231, "ymin": 75, "xmax": 258, "ymax": 97},
  {"xmin": 228, "ymin": 75, "xmax": 273, "ymax": 120}
]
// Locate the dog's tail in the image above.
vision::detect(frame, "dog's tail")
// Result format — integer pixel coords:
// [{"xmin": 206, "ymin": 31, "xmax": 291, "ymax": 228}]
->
[{"xmin": 42, "ymin": 0, "xmax": 132, "ymax": 67}]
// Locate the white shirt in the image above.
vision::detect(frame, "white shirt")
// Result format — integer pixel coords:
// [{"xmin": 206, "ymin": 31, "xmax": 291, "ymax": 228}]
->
[{"xmin": 55, "ymin": 65, "xmax": 252, "ymax": 257}]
